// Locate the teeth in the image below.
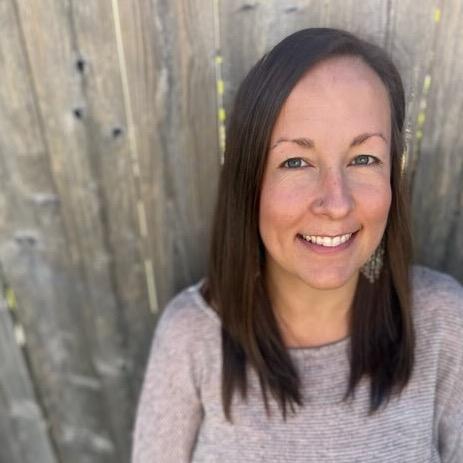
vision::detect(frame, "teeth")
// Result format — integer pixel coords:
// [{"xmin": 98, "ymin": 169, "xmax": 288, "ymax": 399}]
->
[{"xmin": 301, "ymin": 233, "xmax": 353, "ymax": 247}]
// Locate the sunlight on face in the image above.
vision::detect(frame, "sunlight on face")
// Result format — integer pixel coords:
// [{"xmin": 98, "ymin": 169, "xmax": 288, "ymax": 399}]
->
[{"xmin": 259, "ymin": 55, "xmax": 392, "ymax": 291}]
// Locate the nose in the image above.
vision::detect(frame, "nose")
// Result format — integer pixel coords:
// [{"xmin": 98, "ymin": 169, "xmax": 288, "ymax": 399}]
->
[{"xmin": 310, "ymin": 167, "xmax": 355, "ymax": 218}]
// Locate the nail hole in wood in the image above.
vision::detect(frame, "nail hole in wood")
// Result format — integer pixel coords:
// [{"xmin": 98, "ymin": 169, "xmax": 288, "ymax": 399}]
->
[
  {"xmin": 240, "ymin": 3, "xmax": 256, "ymax": 11},
  {"xmin": 112, "ymin": 127, "xmax": 123, "ymax": 138},
  {"xmin": 76, "ymin": 58, "xmax": 86, "ymax": 73},
  {"xmin": 14, "ymin": 235, "xmax": 37, "ymax": 246},
  {"xmin": 284, "ymin": 6, "xmax": 298, "ymax": 13}
]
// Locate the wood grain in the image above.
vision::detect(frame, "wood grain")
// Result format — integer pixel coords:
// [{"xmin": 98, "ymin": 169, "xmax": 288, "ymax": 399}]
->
[
  {"xmin": 0, "ymin": 291, "xmax": 57, "ymax": 463},
  {"xmin": 408, "ymin": 2, "xmax": 463, "ymax": 280}
]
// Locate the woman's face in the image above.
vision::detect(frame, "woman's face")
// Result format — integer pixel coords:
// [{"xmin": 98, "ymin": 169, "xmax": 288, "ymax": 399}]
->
[{"xmin": 259, "ymin": 55, "xmax": 392, "ymax": 291}]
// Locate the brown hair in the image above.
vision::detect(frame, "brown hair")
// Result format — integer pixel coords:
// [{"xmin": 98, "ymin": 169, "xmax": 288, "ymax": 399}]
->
[{"xmin": 201, "ymin": 28, "xmax": 415, "ymax": 421}]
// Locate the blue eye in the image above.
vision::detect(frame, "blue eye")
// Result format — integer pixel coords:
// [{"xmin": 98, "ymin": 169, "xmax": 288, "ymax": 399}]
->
[
  {"xmin": 352, "ymin": 154, "xmax": 381, "ymax": 166},
  {"xmin": 281, "ymin": 155, "xmax": 381, "ymax": 169},
  {"xmin": 281, "ymin": 157, "xmax": 309, "ymax": 169}
]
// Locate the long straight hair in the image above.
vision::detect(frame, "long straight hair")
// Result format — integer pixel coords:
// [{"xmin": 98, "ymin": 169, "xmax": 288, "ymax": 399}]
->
[{"xmin": 201, "ymin": 28, "xmax": 414, "ymax": 421}]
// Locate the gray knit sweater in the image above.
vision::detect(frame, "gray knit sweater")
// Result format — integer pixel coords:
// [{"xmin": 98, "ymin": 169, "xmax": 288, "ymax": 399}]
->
[{"xmin": 131, "ymin": 265, "xmax": 463, "ymax": 462}]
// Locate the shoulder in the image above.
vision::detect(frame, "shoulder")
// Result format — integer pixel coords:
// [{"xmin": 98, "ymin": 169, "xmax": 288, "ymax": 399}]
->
[
  {"xmin": 153, "ymin": 278, "xmax": 221, "ymax": 349},
  {"xmin": 411, "ymin": 264, "xmax": 463, "ymax": 357},
  {"xmin": 411, "ymin": 264, "xmax": 463, "ymax": 324},
  {"xmin": 411, "ymin": 263, "xmax": 463, "ymax": 295}
]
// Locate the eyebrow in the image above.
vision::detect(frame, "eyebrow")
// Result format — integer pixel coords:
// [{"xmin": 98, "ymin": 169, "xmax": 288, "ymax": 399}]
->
[{"xmin": 270, "ymin": 132, "xmax": 388, "ymax": 151}]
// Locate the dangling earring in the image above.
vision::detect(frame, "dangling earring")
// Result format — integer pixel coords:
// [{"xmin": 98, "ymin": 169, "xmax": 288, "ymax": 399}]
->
[{"xmin": 360, "ymin": 236, "xmax": 385, "ymax": 283}]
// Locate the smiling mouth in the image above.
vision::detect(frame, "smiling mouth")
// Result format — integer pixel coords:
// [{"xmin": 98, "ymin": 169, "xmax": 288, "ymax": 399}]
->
[
  {"xmin": 296, "ymin": 230, "xmax": 360, "ymax": 251},
  {"xmin": 297, "ymin": 230, "xmax": 359, "ymax": 246}
]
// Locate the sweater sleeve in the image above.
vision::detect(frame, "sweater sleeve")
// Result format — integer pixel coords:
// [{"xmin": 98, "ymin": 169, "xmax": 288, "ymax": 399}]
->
[
  {"xmin": 438, "ymin": 358, "xmax": 463, "ymax": 462},
  {"xmin": 435, "ymin": 275, "xmax": 463, "ymax": 462},
  {"xmin": 131, "ymin": 299, "xmax": 204, "ymax": 462}
]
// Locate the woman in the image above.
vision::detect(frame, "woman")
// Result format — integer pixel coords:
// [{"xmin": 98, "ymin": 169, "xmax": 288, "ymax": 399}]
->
[{"xmin": 132, "ymin": 28, "xmax": 463, "ymax": 462}]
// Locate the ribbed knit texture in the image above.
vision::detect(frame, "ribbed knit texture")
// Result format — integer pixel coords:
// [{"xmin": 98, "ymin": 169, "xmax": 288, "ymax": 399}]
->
[{"xmin": 131, "ymin": 265, "xmax": 463, "ymax": 462}]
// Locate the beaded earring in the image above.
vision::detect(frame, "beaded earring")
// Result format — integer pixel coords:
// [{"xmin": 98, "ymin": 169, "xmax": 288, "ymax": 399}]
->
[{"xmin": 360, "ymin": 236, "xmax": 385, "ymax": 283}]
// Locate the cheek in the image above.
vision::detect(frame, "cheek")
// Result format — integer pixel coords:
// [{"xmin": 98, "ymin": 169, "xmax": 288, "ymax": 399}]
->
[
  {"xmin": 259, "ymin": 177, "xmax": 308, "ymax": 231},
  {"xmin": 354, "ymin": 178, "xmax": 392, "ymax": 224}
]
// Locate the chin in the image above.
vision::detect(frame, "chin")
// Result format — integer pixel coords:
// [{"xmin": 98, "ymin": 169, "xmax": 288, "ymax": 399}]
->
[{"xmin": 297, "ymin": 268, "xmax": 358, "ymax": 290}]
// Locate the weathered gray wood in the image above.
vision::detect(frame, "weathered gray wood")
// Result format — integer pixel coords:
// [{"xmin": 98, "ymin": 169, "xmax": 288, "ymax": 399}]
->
[
  {"xmin": 0, "ymin": 0, "xmax": 113, "ymax": 461},
  {"xmin": 220, "ymin": 0, "xmax": 323, "ymax": 114},
  {"xmin": 116, "ymin": 0, "xmax": 220, "ymax": 306},
  {"xmin": 2, "ymin": 0, "xmax": 220, "ymax": 460},
  {"xmin": 0, "ymin": 291, "xmax": 57, "ymax": 463},
  {"xmin": 65, "ymin": 0, "xmax": 161, "ymax": 449},
  {"xmin": 71, "ymin": 0, "xmax": 154, "ymax": 325},
  {"xmin": 408, "ymin": 3, "xmax": 463, "ymax": 281},
  {"xmin": 322, "ymin": 0, "xmax": 388, "ymax": 43},
  {"xmin": 0, "ymin": 394, "xmax": 22, "ymax": 463},
  {"xmin": 2, "ymin": 0, "xmax": 132, "ymax": 461},
  {"xmin": 385, "ymin": 0, "xmax": 442, "ymax": 183},
  {"xmin": 220, "ymin": 0, "xmax": 388, "ymax": 120}
]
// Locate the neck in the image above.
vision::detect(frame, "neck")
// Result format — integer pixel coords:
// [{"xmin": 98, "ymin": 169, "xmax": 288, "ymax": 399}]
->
[{"xmin": 264, "ymin": 269, "xmax": 359, "ymax": 347}]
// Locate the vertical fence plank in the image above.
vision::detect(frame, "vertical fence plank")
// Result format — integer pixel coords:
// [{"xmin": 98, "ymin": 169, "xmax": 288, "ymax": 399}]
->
[
  {"xmin": 322, "ymin": 0, "xmax": 388, "ymax": 43},
  {"xmin": 67, "ymin": 0, "xmax": 159, "ymax": 438},
  {"xmin": 116, "ymin": 0, "xmax": 220, "ymax": 307},
  {"xmin": 220, "ymin": 0, "xmax": 325, "ymax": 113},
  {"xmin": 9, "ymin": 0, "xmax": 142, "ymax": 460},
  {"xmin": 70, "ymin": 0, "xmax": 155, "ymax": 379},
  {"xmin": 385, "ymin": 0, "xmax": 441, "ymax": 181},
  {"xmin": 0, "ymin": 395, "xmax": 23, "ymax": 463},
  {"xmin": 1, "ymin": 1, "xmax": 121, "ymax": 462},
  {"xmin": 409, "ymin": 2, "xmax": 463, "ymax": 280},
  {"xmin": 0, "ymin": 291, "xmax": 57, "ymax": 463},
  {"xmin": 8, "ymin": 0, "xmax": 221, "ymax": 459}
]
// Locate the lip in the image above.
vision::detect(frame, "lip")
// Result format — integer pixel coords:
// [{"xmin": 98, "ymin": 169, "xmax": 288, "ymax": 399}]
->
[{"xmin": 296, "ymin": 230, "xmax": 359, "ymax": 255}]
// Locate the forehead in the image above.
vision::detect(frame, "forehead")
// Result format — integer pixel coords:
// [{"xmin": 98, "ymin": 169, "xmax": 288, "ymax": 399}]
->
[{"xmin": 271, "ymin": 56, "xmax": 391, "ymax": 143}]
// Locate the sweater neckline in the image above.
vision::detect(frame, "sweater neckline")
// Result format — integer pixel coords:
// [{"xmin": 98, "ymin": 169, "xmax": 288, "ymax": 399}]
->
[
  {"xmin": 189, "ymin": 278, "xmax": 351, "ymax": 360},
  {"xmin": 287, "ymin": 334, "xmax": 350, "ymax": 359}
]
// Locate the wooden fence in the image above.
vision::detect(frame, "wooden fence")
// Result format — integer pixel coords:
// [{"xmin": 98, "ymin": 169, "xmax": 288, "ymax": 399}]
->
[{"xmin": 0, "ymin": 1, "xmax": 462, "ymax": 462}]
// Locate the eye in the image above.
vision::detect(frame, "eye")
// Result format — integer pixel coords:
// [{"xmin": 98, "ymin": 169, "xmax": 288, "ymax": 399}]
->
[
  {"xmin": 351, "ymin": 154, "xmax": 381, "ymax": 166},
  {"xmin": 280, "ymin": 157, "xmax": 309, "ymax": 169}
]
